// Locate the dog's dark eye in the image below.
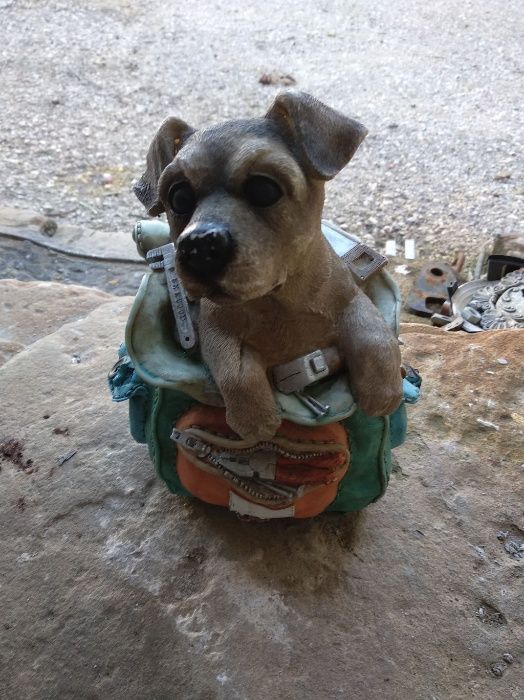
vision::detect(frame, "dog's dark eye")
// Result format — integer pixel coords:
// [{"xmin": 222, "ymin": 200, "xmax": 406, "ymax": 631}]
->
[
  {"xmin": 244, "ymin": 175, "xmax": 283, "ymax": 208},
  {"xmin": 169, "ymin": 181, "xmax": 196, "ymax": 215}
]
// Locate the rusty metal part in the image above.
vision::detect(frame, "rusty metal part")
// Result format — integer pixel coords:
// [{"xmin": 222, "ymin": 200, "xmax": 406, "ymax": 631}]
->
[
  {"xmin": 405, "ymin": 262, "xmax": 461, "ymax": 317},
  {"xmin": 440, "ymin": 301, "xmax": 452, "ymax": 317}
]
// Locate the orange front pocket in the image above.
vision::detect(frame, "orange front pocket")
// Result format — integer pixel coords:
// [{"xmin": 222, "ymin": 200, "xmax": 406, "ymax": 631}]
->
[{"xmin": 172, "ymin": 406, "xmax": 350, "ymax": 519}]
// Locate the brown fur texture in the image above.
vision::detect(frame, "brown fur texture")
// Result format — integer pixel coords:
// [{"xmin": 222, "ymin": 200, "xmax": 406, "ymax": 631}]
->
[{"xmin": 135, "ymin": 90, "xmax": 402, "ymax": 441}]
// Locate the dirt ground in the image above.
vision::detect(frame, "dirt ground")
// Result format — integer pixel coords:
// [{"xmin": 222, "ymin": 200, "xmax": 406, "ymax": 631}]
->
[{"xmin": 0, "ymin": 0, "xmax": 523, "ymax": 272}]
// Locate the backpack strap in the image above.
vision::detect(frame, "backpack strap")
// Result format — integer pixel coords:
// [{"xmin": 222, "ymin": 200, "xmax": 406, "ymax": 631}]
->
[{"xmin": 272, "ymin": 347, "xmax": 343, "ymax": 394}]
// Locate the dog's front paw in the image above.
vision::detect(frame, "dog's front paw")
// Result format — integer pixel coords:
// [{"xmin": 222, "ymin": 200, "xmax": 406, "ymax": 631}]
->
[
  {"xmin": 350, "ymin": 346, "xmax": 403, "ymax": 417},
  {"xmin": 355, "ymin": 375, "xmax": 403, "ymax": 417},
  {"xmin": 226, "ymin": 401, "xmax": 282, "ymax": 443}
]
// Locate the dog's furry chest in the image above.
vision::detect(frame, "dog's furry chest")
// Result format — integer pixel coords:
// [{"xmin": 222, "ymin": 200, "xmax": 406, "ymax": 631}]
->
[{"xmin": 240, "ymin": 301, "xmax": 338, "ymax": 367}]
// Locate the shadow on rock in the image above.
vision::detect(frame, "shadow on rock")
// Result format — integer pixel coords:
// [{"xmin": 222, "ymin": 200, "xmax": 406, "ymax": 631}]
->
[{"xmin": 190, "ymin": 500, "xmax": 365, "ymax": 595}]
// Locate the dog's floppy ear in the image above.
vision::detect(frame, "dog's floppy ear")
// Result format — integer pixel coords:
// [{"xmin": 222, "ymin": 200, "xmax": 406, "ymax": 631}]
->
[
  {"xmin": 265, "ymin": 90, "xmax": 367, "ymax": 180},
  {"xmin": 133, "ymin": 117, "xmax": 194, "ymax": 216}
]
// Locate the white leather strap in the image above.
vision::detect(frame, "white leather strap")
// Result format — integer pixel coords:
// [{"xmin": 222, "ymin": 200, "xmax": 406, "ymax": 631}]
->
[{"xmin": 229, "ymin": 492, "xmax": 295, "ymax": 519}]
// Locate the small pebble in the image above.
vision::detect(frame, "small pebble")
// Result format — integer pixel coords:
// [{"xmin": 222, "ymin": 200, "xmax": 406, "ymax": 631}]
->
[
  {"xmin": 476, "ymin": 418, "xmax": 499, "ymax": 431},
  {"xmin": 56, "ymin": 448, "xmax": 77, "ymax": 466},
  {"xmin": 40, "ymin": 219, "xmax": 57, "ymax": 237},
  {"xmin": 502, "ymin": 653, "xmax": 514, "ymax": 664},
  {"xmin": 504, "ymin": 541, "xmax": 524, "ymax": 559},
  {"xmin": 491, "ymin": 663, "xmax": 505, "ymax": 677},
  {"xmin": 496, "ymin": 358, "xmax": 508, "ymax": 365},
  {"xmin": 473, "ymin": 545, "xmax": 486, "ymax": 561},
  {"xmin": 511, "ymin": 413, "xmax": 524, "ymax": 426}
]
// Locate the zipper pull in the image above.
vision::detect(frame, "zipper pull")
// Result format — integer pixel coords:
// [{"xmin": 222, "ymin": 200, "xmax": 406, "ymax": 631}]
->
[
  {"xmin": 170, "ymin": 429, "xmax": 210, "ymax": 458},
  {"xmin": 217, "ymin": 453, "xmax": 254, "ymax": 477},
  {"xmin": 217, "ymin": 450, "xmax": 277, "ymax": 480}
]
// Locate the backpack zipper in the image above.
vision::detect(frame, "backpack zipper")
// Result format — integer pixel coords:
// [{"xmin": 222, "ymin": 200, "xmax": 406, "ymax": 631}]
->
[{"xmin": 171, "ymin": 428, "xmax": 347, "ymax": 505}]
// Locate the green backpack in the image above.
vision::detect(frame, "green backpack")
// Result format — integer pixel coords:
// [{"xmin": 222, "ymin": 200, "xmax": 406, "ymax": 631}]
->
[{"xmin": 109, "ymin": 220, "xmax": 420, "ymax": 516}]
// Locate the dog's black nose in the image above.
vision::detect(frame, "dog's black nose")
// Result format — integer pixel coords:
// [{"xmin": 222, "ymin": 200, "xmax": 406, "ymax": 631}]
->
[{"xmin": 177, "ymin": 223, "xmax": 234, "ymax": 278}]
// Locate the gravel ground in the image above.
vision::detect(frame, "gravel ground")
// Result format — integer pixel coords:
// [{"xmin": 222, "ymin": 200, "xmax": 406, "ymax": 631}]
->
[{"xmin": 0, "ymin": 0, "xmax": 523, "ymax": 269}]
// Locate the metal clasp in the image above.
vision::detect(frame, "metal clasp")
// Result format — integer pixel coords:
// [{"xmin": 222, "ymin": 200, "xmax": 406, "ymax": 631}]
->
[
  {"xmin": 272, "ymin": 349, "xmax": 330, "ymax": 394},
  {"xmin": 341, "ymin": 243, "xmax": 388, "ymax": 282}
]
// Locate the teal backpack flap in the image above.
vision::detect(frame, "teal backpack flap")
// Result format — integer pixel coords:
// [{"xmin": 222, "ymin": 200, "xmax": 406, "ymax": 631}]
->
[
  {"xmin": 108, "ymin": 350, "xmax": 196, "ymax": 495},
  {"xmin": 125, "ymin": 271, "xmax": 223, "ymax": 406},
  {"xmin": 108, "ymin": 344, "xmax": 152, "ymax": 444}
]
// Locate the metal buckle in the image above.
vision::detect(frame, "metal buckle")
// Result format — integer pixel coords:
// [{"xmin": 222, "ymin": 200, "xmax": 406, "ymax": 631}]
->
[
  {"xmin": 341, "ymin": 243, "xmax": 388, "ymax": 282},
  {"xmin": 107, "ymin": 356, "xmax": 125, "ymax": 381},
  {"xmin": 272, "ymin": 349, "xmax": 330, "ymax": 394}
]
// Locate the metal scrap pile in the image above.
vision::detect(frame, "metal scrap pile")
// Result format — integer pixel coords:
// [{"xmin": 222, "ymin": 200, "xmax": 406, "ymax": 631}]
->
[{"xmin": 405, "ymin": 234, "xmax": 524, "ymax": 332}]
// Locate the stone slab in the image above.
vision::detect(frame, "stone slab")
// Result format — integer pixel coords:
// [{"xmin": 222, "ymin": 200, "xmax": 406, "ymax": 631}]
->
[
  {"xmin": 0, "ymin": 279, "xmax": 114, "ymax": 366},
  {"xmin": 0, "ymin": 291, "xmax": 522, "ymax": 699}
]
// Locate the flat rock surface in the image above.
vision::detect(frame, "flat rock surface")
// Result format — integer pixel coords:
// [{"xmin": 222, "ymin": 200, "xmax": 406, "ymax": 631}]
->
[
  {"xmin": 0, "ymin": 279, "xmax": 114, "ymax": 366},
  {"xmin": 0, "ymin": 283, "xmax": 522, "ymax": 699}
]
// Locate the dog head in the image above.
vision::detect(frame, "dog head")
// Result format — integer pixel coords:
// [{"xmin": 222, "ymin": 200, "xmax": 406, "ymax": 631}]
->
[{"xmin": 134, "ymin": 91, "xmax": 367, "ymax": 303}]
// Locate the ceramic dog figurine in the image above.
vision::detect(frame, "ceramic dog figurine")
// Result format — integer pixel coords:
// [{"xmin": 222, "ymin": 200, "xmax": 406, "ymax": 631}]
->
[{"xmin": 134, "ymin": 90, "xmax": 403, "ymax": 443}]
